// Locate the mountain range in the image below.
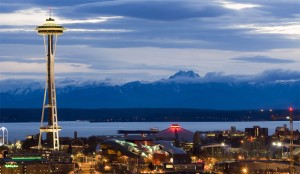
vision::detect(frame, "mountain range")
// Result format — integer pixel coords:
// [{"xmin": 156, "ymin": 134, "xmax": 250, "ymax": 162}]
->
[{"xmin": 0, "ymin": 71, "xmax": 299, "ymax": 110}]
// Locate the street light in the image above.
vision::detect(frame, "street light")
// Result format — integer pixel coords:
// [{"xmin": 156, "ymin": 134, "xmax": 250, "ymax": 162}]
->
[
  {"xmin": 272, "ymin": 142, "xmax": 283, "ymax": 158},
  {"xmin": 242, "ymin": 167, "xmax": 248, "ymax": 173}
]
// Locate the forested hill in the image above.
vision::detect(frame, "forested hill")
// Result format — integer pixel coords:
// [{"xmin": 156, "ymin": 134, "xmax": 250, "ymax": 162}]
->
[{"xmin": 0, "ymin": 108, "xmax": 296, "ymax": 122}]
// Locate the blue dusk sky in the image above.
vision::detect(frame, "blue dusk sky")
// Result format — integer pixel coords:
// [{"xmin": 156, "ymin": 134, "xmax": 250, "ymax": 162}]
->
[{"xmin": 0, "ymin": 0, "xmax": 299, "ymax": 83}]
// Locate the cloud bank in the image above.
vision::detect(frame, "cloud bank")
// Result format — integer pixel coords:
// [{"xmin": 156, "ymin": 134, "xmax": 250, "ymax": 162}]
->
[{"xmin": 0, "ymin": 0, "xmax": 299, "ymax": 82}]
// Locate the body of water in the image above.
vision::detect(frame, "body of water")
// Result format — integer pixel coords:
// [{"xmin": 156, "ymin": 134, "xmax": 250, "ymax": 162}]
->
[{"xmin": 2, "ymin": 121, "xmax": 300, "ymax": 141}]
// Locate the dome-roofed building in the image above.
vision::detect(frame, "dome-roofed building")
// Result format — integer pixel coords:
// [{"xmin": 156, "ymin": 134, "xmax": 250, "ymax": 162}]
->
[{"xmin": 155, "ymin": 124, "xmax": 194, "ymax": 143}]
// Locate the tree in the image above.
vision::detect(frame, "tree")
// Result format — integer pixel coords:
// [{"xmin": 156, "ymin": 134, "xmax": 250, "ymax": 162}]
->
[
  {"xmin": 193, "ymin": 131, "xmax": 202, "ymax": 155},
  {"xmin": 83, "ymin": 136, "xmax": 98, "ymax": 155},
  {"xmin": 148, "ymin": 162, "xmax": 154, "ymax": 170},
  {"xmin": 174, "ymin": 129, "xmax": 180, "ymax": 147},
  {"xmin": 22, "ymin": 136, "xmax": 37, "ymax": 150}
]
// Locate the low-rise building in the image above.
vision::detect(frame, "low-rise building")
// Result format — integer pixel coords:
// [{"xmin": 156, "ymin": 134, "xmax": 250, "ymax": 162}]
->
[{"xmin": 0, "ymin": 151, "xmax": 73, "ymax": 174}]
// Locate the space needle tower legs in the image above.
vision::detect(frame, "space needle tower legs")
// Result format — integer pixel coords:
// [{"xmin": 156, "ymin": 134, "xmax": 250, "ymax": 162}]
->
[{"xmin": 36, "ymin": 16, "xmax": 65, "ymax": 150}]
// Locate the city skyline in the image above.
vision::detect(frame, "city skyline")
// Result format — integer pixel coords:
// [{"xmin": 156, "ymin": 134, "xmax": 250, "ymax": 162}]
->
[
  {"xmin": 0, "ymin": 0, "xmax": 300, "ymax": 83},
  {"xmin": 1, "ymin": 1, "xmax": 300, "ymax": 173}
]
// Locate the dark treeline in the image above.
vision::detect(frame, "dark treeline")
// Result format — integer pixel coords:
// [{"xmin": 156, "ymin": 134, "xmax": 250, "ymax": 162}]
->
[{"xmin": 0, "ymin": 108, "xmax": 297, "ymax": 122}]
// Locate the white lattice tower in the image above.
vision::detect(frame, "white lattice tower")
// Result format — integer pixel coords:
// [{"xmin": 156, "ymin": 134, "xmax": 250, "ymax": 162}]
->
[
  {"xmin": 36, "ymin": 17, "xmax": 65, "ymax": 150},
  {"xmin": 0, "ymin": 127, "xmax": 8, "ymax": 145}
]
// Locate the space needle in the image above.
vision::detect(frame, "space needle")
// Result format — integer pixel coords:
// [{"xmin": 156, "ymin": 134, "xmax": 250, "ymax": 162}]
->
[{"xmin": 36, "ymin": 13, "xmax": 65, "ymax": 150}]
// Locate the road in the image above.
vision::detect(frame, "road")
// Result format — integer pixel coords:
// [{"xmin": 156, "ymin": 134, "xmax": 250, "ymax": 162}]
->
[{"xmin": 79, "ymin": 162, "xmax": 98, "ymax": 174}]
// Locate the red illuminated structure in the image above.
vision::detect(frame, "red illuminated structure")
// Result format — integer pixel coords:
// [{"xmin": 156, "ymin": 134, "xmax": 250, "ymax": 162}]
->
[
  {"xmin": 170, "ymin": 124, "xmax": 181, "ymax": 131},
  {"xmin": 155, "ymin": 124, "xmax": 194, "ymax": 142}
]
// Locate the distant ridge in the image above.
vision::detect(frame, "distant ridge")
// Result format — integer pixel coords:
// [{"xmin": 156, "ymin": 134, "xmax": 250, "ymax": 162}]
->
[
  {"xmin": 0, "ymin": 108, "xmax": 297, "ymax": 122},
  {"xmin": 0, "ymin": 70, "xmax": 299, "ymax": 109}
]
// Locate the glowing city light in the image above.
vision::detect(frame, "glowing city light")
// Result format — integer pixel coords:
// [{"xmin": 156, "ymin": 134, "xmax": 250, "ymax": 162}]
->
[
  {"xmin": 242, "ymin": 167, "xmax": 248, "ymax": 173},
  {"xmin": 170, "ymin": 124, "xmax": 180, "ymax": 130},
  {"xmin": 5, "ymin": 164, "xmax": 19, "ymax": 168},
  {"xmin": 12, "ymin": 157, "xmax": 42, "ymax": 160}
]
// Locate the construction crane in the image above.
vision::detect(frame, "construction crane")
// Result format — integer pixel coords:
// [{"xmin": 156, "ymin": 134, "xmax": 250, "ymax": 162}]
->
[{"xmin": 272, "ymin": 107, "xmax": 295, "ymax": 174}]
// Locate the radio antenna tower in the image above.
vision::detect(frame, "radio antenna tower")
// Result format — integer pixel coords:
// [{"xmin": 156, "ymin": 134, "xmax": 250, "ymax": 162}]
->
[
  {"xmin": 289, "ymin": 107, "xmax": 295, "ymax": 174},
  {"xmin": 36, "ymin": 11, "xmax": 65, "ymax": 150}
]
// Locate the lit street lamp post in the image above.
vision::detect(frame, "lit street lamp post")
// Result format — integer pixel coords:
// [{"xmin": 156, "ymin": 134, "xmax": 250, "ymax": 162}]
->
[{"xmin": 272, "ymin": 142, "xmax": 283, "ymax": 159}]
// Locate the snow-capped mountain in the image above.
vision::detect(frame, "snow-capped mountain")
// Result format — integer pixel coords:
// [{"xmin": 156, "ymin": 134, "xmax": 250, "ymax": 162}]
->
[
  {"xmin": 0, "ymin": 71, "xmax": 299, "ymax": 109},
  {"xmin": 169, "ymin": 70, "xmax": 200, "ymax": 79},
  {"xmin": 0, "ymin": 79, "xmax": 43, "ymax": 94}
]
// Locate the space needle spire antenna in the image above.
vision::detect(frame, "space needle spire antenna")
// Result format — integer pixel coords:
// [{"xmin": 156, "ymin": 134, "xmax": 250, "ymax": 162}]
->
[{"xmin": 36, "ymin": 10, "xmax": 65, "ymax": 150}]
